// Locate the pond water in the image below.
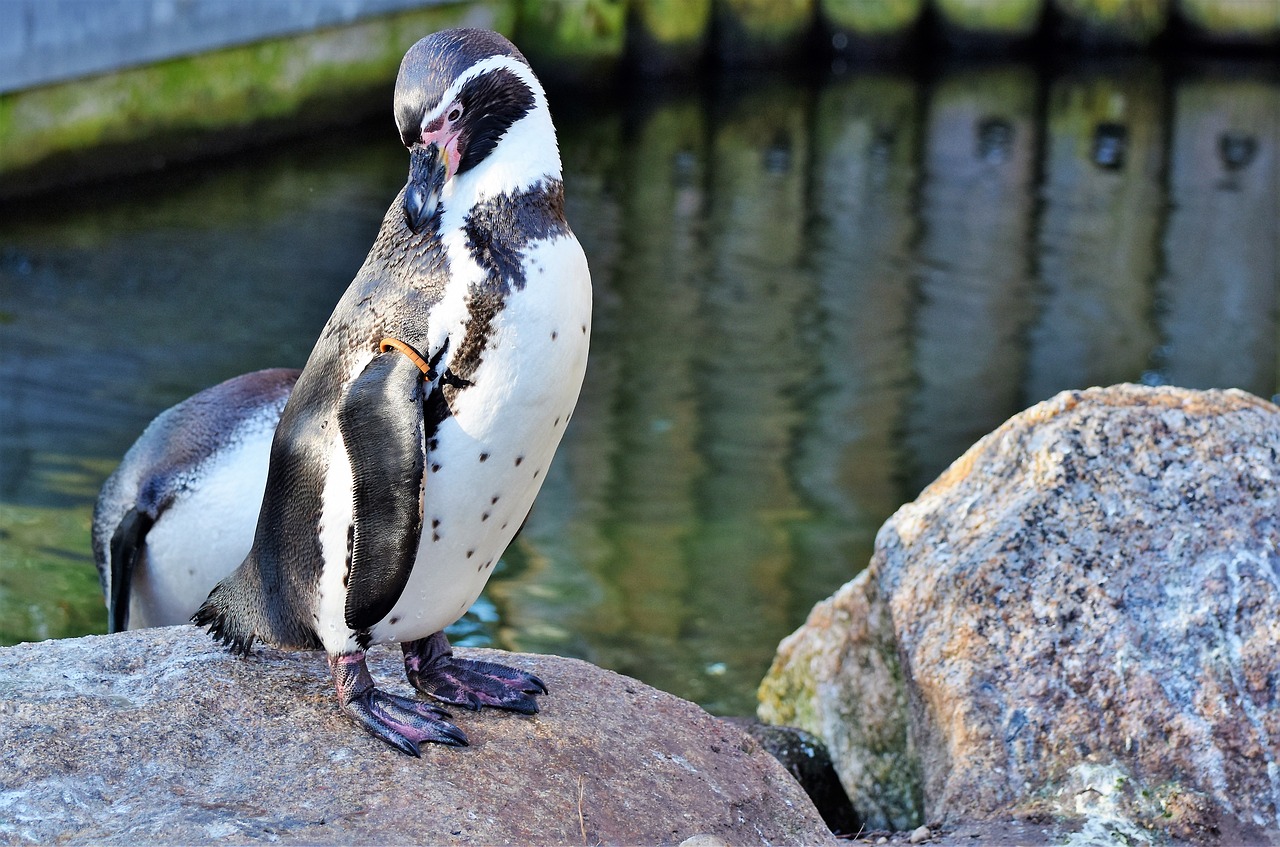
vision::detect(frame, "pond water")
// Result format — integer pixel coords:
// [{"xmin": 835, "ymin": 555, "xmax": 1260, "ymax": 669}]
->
[{"xmin": 1, "ymin": 58, "xmax": 1277, "ymax": 716}]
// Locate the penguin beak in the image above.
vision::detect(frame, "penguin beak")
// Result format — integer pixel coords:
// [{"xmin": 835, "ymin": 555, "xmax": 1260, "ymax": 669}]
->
[{"xmin": 403, "ymin": 143, "xmax": 447, "ymax": 234}]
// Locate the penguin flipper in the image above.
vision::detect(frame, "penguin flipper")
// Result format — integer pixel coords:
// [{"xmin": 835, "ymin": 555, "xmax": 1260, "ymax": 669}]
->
[
  {"xmin": 338, "ymin": 351, "xmax": 429, "ymax": 633},
  {"xmin": 107, "ymin": 507, "xmax": 156, "ymax": 633}
]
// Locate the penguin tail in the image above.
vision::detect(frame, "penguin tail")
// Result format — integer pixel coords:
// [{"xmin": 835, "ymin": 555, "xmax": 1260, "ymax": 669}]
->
[
  {"xmin": 192, "ymin": 558, "xmax": 321, "ymax": 654},
  {"xmin": 192, "ymin": 579, "xmax": 258, "ymax": 656}
]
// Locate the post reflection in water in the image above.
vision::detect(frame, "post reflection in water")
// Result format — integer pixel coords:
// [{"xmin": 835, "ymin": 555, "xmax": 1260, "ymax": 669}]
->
[
  {"xmin": 0, "ymin": 60, "xmax": 1276, "ymax": 715},
  {"xmin": 906, "ymin": 66, "xmax": 1041, "ymax": 491},
  {"xmin": 1027, "ymin": 66, "xmax": 1165, "ymax": 404},
  {"xmin": 1158, "ymin": 72, "xmax": 1279, "ymax": 392}
]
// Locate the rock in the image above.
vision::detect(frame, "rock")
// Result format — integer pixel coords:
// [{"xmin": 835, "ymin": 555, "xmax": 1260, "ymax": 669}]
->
[
  {"xmin": 679, "ymin": 836, "xmax": 730, "ymax": 847},
  {"xmin": 909, "ymin": 824, "xmax": 931, "ymax": 843},
  {"xmin": 758, "ymin": 565, "xmax": 922, "ymax": 830},
  {"xmin": 0, "ymin": 627, "xmax": 836, "ymax": 846},
  {"xmin": 760, "ymin": 385, "xmax": 1280, "ymax": 843},
  {"xmin": 726, "ymin": 719, "xmax": 862, "ymax": 836}
]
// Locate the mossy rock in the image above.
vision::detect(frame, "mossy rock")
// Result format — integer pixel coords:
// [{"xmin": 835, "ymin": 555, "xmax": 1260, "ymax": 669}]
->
[{"xmin": 758, "ymin": 570, "xmax": 923, "ymax": 831}]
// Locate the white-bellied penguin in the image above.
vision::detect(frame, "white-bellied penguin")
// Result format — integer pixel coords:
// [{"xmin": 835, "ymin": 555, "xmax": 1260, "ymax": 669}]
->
[
  {"xmin": 192, "ymin": 28, "xmax": 592, "ymax": 755},
  {"xmin": 93, "ymin": 368, "xmax": 299, "ymax": 632}
]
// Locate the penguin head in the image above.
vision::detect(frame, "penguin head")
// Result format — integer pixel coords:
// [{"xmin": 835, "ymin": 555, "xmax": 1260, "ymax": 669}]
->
[{"xmin": 393, "ymin": 29, "xmax": 560, "ymax": 233}]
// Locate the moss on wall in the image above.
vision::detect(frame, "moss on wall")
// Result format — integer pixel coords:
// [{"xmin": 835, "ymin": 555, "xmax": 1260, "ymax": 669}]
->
[{"xmin": 0, "ymin": 3, "xmax": 512, "ymax": 181}]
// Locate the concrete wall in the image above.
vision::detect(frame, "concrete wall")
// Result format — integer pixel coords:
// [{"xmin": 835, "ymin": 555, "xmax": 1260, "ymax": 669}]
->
[{"xmin": 0, "ymin": 0, "xmax": 456, "ymax": 93}]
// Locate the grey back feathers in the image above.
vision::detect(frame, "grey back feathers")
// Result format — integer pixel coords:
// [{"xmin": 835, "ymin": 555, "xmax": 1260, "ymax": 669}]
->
[{"xmin": 93, "ymin": 368, "xmax": 298, "ymax": 632}]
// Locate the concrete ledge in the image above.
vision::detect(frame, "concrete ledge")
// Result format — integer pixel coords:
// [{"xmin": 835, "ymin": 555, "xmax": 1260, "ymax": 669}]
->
[
  {"xmin": 0, "ymin": 2, "xmax": 511, "ymax": 197},
  {"xmin": 0, "ymin": 0, "xmax": 470, "ymax": 94}
]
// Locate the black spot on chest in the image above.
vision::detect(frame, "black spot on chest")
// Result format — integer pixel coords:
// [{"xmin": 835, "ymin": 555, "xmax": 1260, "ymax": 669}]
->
[
  {"xmin": 451, "ymin": 180, "xmax": 572, "ymax": 381},
  {"xmin": 462, "ymin": 180, "xmax": 568, "ymax": 293}
]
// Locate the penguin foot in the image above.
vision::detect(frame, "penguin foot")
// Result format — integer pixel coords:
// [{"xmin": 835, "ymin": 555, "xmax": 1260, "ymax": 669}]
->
[
  {"xmin": 403, "ymin": 631, "xmax": 548, "ymax": 714},
  {"xmin": 330, "ymin": 652, "xmax": 469, "ymax": 756}
]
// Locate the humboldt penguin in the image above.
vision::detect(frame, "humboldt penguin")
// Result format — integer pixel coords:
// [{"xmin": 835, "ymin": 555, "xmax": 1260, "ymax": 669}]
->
[
  {"xmin": 193, "ymin": 28, "xmax": 593, "ymax": 755},
  {"xmin": 93, "ymin": 368, "xmax": 298, "ymax": 632}
]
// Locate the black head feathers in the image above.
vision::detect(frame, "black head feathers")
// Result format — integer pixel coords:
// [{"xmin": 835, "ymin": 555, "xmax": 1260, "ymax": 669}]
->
[{"xmin": 394, "ymin": 28, "xmax": 531, "ymax": 148}]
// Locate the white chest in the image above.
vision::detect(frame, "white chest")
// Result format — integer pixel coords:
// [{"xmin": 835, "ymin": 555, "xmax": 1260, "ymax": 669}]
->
[
  {"xmin": 315, "ymin": 235, "xmax": 591, "ymax": 652},
  {"xmin": 133, "ymin": 412, "xmax": 277, "ymax": 628}
]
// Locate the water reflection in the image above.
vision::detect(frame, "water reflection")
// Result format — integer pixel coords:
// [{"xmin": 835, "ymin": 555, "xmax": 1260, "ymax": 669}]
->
[
  {"xmin": 907, "ymin": 66, "xmax": 1040, "ymax": 493},
  {"xmin": 1159, "ymin": 70, "xmax": 1279, "ymax": 391},
  {"xmin": 1028, "ymin": 65, "xmax": 1164, "ymax": 401},
  {"xmin": 1, "ymin": 59, "xmax": 1276, "ymax": 714}
]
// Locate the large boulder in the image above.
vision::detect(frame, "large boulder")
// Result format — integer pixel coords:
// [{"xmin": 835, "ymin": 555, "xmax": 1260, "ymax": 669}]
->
[
  {"xmin": 0, "ymin": 626, "xmax": 836, "ymax": 846},
  {"xmin": 760, "ymin": 385, "xmax": 1280, "ymax": 844}
]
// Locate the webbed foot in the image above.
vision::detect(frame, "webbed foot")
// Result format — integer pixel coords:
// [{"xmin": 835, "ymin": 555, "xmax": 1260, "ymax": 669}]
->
[
  {"xmin": 330, "ymin": 652, "xmax": 469, "ymax": 756},
  {"xmin": 402, "ymin": 631, "xmax": 548, "ymax": 714}
]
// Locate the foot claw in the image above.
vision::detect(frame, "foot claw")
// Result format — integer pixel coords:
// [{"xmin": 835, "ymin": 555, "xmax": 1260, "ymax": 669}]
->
[
  {"xmin": 330, "ymin": 653, "xmax": 469, "ymax": 755},
  {"xmin": 403, "ymin": 632, "xmax": 547, "ymax": 714}
]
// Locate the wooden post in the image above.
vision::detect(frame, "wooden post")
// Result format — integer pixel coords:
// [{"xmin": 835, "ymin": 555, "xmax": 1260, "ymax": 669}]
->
[
  {"xmin": 712, "ymin": 0, "xmax": 816, "ymax": 65},
  {"xmin": 932, "ymin": 0, "xmax": 1046, "ymax": 51},
  {"xmin": 1052, "ymin": 0, "xmax": 1172, "ymax": 49},
  {"xmin": 1176, "ymin": 0, "xmax": 1280, "ymax": 47},
  {"xmin": 515, "ymin": 0, "xmax": 627, "ymax": 87},
  {"xmin": 819, "ymin": 0, "xmax": 925, "ymax": 59},
  {"xmin": 627, "ymin": 0, "xmax": 713, "ymax": 75}
]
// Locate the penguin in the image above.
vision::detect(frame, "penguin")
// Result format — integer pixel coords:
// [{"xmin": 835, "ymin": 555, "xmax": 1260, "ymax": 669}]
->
[
  {"xmin": 193, "ymin": 28, "xmax": 593, "ymax": 756},
  {"xmin": 93, "ymin": 368, "xmax": 299, "ymax": 632}
]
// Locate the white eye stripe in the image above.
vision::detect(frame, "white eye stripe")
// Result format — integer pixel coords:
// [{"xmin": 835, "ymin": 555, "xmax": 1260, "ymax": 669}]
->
[{"xmin": 418, "ymin": 55, "xmax": 540, "ymax": 135}]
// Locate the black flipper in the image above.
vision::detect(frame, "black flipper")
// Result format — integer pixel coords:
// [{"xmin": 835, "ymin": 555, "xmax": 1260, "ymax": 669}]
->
[
  {"xmin": 337, "ymin": 351, "xmax": 430, "ymax": 632},
  {"xmin": 107, "ymin": 507, "xmax": 156, "ymax": 633}
]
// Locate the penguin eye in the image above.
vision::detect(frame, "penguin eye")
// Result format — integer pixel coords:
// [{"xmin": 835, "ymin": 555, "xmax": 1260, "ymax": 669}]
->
[{"xmin": 447, "ymin": 105, "xmax": 463, "ymax": 123}]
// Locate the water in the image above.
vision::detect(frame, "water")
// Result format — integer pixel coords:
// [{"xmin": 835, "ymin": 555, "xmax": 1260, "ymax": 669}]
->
[{"xmin": 1, "ymin": 58, "xmax": 1276, "ymax": 716}]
